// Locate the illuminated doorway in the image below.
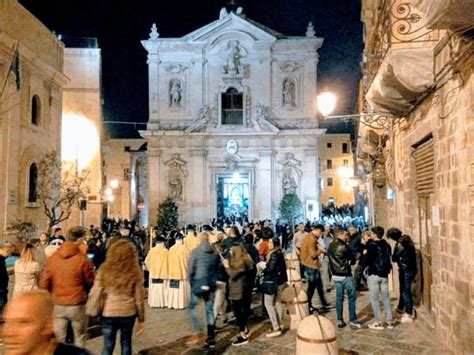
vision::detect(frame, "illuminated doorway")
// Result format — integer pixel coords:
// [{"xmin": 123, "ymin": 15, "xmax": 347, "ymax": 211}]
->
[{"xmin": 216, "ymin": 172, "xmax": 249, "ymax": 222}]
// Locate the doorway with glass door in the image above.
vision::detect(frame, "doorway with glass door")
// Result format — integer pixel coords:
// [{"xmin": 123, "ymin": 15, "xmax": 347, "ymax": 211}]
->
[{"xmin": 216, "ymin": 172, "xmax": 249, "ymax": 223}]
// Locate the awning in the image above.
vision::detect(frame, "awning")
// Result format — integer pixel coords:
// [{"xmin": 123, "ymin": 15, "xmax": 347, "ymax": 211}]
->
[{"xmin": 365, "ymin": 47, "xmax": 434, "ymax": 116}]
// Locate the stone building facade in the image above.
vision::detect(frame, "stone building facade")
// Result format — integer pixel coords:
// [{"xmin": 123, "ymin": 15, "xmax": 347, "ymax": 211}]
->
[
  {"xmin": 141, "ymin": 9, "xmax": 325, "ymax": 224},
  {"xmin": 359, "ymin": 1, "xmax": 473, "ymax": 352},
  {"xmin": 0, "ymin": 0, "xmax": 67, "ymax": 240},
  {"xmin": 61, "ymin": 38, "xmax": 103, "ymax": 230},
  {"xmin": 318, "ymin": 133, "xmax": 355, "ymax": 207},
  {"xmin": 102, "ymin": 138, "xmax": 147, "ymax": 225}
]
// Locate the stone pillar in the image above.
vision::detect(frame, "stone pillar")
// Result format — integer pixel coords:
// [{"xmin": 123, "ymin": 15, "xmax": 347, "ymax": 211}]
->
[
  {"xmin": 303, "ymin": 148, "xmax": 319, "ymax": 220},
  {"xmin": 147, "ymin": 144, "xmax": 161, "ymax": 226},
  {"xmin": 147, "ymin": 54, "xmax": 160, "ymax": 124},
  {"xmin": 189, "ymin": 148, "xmax": 208, "ymax": 224},
  {"xmin": 257, "ymin": 149, "xmax": 273, "ymax": 220}
]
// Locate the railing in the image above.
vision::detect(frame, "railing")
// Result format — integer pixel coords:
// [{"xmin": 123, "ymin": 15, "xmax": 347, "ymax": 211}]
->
[
  {"xmin": 434, "ymin": 32, "xmax": 473, "ymax": 84},
  {"xmin": 365, "ymin": 0, "xmax": 439, "ymax": 92}
]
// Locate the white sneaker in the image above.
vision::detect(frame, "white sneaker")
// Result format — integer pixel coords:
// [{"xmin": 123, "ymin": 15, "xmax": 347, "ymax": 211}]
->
[
  {"xmin": 368, "ymin": 322, "xmax": 384, "ymax": 330},
  {"xmin": 386, "ymin": 322, "xmax": 394, "ymax": 329},
  {"xmin": 401, "ymin": 313, "xmax": 414, "ymax": 323},
  {"xmin": 266, "ymin": 328, "xmax": 282, "ymax": 338}
]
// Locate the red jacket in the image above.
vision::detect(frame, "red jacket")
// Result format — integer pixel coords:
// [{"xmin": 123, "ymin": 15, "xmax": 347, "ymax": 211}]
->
[{"xmin": 40, "ymin": 241, "xmax": 94, "ymax": 306}]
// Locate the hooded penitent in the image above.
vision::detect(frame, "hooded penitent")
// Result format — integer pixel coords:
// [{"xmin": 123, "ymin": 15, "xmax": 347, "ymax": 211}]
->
[
  {"xmin": 145, "ymin": 243, "xmax": 169, "ymax": 279},
  {"xmin": 168, "ymin": 238, "xmax": 189, "ymax": 280}
]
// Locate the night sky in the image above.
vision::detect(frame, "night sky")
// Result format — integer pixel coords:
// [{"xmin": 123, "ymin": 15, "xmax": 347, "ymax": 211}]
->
[{"xmin": 19, "ymin": 0, "xmax": 363, "ymax": 138}]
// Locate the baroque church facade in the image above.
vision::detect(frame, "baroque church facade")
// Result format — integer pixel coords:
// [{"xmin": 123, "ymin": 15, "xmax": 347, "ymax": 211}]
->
[{"xmin": 140, "ymin": 8, "xmax": 325, "ymax": 224}]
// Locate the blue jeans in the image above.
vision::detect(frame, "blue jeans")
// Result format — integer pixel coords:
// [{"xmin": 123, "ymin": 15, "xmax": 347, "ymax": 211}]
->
[
  {"xmin": 306, "ymin": 268, "xmax": 328, "ymax": 308},
  {"xmin": 101, "ymin": 315, "xmax": 136, "ymax": 355},
  {"xmin": 334, "ymin": 276, "xmax": 357, "ymax": 322},
  {"xmin": 397, "ymin": 270, "xmax": 416, "ymax": 315},
  {"xmin": 187, "ymin": 291, "xmax": 215, "ymax": 336},
  {"xmin": 367, "ymin": 274, "xmax": 393, "ymax": 323}
]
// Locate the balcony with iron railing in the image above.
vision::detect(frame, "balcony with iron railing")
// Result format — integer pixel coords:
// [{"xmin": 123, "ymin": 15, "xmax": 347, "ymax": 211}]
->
[{"xmin": 363, "ymin": 0, "xmax": 441, "ymax": 117}]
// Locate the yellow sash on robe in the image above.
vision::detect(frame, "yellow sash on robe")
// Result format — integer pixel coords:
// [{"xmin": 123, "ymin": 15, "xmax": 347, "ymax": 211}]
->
[{"xmin": 145, "ymin": 244, "xmax": 169, "ymax": 279}]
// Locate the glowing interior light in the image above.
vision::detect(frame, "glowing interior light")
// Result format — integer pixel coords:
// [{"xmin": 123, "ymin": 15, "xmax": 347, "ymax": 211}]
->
[
  {"xmin": 317, "ymin": 92, "xmax": 337, "ymax": 116},
  {"xmin": 61, "ymin": 113, "xmax": 99, "ymax": 170},
  {"xmin": 110, "ymin": 179, "xmax": 119, "ymax": 189},
  {"xmin": 337, "ymin": 166, "xmax": 353, "ymax": 179}
]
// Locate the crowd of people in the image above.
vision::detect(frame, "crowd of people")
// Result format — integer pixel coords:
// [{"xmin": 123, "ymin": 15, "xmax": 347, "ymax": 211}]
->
[{"xmin": 0, "ymin": 216, "xmax": 418, "ymax": 354}]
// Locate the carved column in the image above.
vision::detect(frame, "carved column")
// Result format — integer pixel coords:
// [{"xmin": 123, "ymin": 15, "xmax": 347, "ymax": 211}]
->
[{"xmin": 147, "ymin": 144, "xmax": 162, "ymax": 226}]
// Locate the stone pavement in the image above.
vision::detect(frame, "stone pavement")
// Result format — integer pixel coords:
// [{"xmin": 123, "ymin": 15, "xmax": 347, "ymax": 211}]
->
[{"xmin": 85, "ymin": 289, "xmax": 453, "ymax": 355}]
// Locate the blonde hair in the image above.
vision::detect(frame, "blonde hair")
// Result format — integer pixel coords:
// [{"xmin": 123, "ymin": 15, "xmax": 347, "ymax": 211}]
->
[
  {"xmin": 229, "ymin": 244, "xmax": 251, "ymax": 270},
  {"xmin": 99, "ymin": 239, "xmax": 143, "ymax": 296},
  {"xmin": 19, "ymin": 244, "xmax": 38, "ymax": 265}
]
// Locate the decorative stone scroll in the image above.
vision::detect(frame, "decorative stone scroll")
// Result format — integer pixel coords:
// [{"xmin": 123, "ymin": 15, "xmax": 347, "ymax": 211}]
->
[
  {"xmin": 164, "ymin": 154, "xmax": 189, "ymax": 200},
  {"xmin": 278, "ymin": 153, "xmax": 302, "ymax": 195},
  {"xmin": 186, "ymin": 105, "xmax": 217, "ymax": 132},
  {"xmin": 249, "ymin": 104, "xmax": 279, "ymax": 132}
]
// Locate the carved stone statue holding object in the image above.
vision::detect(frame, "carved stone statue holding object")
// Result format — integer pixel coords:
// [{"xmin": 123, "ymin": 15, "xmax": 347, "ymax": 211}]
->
[
  {"xmin": 169, "ymin": 79, "xmax": 183, "ymax": 108},
  {"xmin": 282, "ymin": 79, "xmax": 296, "ymax": 107}
]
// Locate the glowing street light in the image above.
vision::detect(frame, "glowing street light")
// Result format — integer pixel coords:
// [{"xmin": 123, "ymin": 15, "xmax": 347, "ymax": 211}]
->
[
  {"xmin": 317, "ymin": 92, "xmax": 337, "ymax": 117},
  {"xmin": 104, "ymin": 187, "xmax": 113, "ymax": 197},
  {"xmin": 110, "ymin": 179, "xmax": 119, "ymax": 189},
  {"xmin": 107, "ymin": 195, "xmax": 114, "ymax": 202}
]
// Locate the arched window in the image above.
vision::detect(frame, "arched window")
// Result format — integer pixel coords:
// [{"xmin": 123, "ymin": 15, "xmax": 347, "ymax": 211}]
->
[
  {"xmin": 28, "ymin": 163, "xmax": 38, "ymax": 203},
  {"xmin": 222, "ymin": 87, "xmax": 243, "ymax": 125},
  {"xmin": 31, "ymin": 95, "xmax": 41, "ymax": 125}
]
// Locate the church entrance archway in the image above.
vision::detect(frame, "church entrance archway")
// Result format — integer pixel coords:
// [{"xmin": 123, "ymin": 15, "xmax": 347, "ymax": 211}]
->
[{"xmin": 216, "ymin": 172, "xmax": 250, "ymax": 223}]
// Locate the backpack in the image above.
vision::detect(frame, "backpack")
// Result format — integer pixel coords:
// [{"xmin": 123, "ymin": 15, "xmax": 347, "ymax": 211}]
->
[{"xmin": 374, "ymin": 242, "xmax": 392, "ymax": 276}]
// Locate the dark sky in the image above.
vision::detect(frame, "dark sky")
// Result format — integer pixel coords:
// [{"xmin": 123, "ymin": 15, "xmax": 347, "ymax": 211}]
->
[{"xmin": 20, "ymin": 0, "xmax": 362, "ymax": 138}]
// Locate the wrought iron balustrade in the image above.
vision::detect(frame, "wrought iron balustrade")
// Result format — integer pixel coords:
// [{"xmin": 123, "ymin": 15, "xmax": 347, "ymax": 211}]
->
[{"xmin": 365, "ymin": 0, "xmax": 439, "ymax": 92}]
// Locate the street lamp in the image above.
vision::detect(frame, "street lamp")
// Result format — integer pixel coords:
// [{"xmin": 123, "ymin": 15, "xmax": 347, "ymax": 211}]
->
[{"xmin": 316, "ymin": 92, "xmax": 400, "ymax": 130}]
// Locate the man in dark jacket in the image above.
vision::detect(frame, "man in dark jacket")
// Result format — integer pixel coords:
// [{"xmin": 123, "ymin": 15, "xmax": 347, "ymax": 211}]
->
[
  {"xmin": 327, "ymin": 229, "xmax": 361, "ymax": 328},
  {"xmin": 187, "ymin": 232, "xmax": 220, "ymax": 349},
  {"xmin": 362, "ymin": 226, "xmax": 393, "ymax": 330},
  {"xmin": 387, "ymin": 228, "xmax": 417, "ymax": 323}
]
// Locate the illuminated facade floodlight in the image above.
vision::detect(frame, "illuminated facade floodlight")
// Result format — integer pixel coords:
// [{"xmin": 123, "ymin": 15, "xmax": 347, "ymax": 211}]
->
[
  {"xmin": 104, "ymin": 187, "xmax": 113, "ymax": 196},
  {"xmin": 107, "ymin": 195, "xmax": 114, "ymax": 202},
  {"xmin": 61, "ymin": 113, "xmax": 99, "ymax": 170},
  {"xmin": 317, "ymin": 92, "xmax": 337, "ymax": 117},
  {"xmin": 110, "ymin": 179, "xmax": 119, "ymax": 189}
]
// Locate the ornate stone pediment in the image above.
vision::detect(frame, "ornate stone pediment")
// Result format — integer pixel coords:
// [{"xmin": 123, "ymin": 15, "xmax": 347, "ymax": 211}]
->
[
  {"xmin": 279, "ymin": 61, "xmax": 302, "ymax": 73},
  {"xmin": 165, "ymin": 64, "xmax": 188, "ymax": 74}
]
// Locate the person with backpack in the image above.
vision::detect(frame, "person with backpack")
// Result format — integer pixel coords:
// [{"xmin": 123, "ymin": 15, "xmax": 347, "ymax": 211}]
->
[{"xmin": 362, "ymin": 226, "xmax": 393, "ymax": 330}]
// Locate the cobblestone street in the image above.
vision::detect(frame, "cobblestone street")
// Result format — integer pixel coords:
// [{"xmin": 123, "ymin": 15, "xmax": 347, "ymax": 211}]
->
[{"xmin": 86, "ymin": 289, "xmax": 453, "ymax": 355}]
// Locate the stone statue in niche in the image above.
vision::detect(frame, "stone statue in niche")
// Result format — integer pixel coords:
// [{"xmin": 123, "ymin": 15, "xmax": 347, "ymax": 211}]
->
[
  {"xmin": 222, "ymin": 40, "xmax": 247, "ymax": 76},
  {"xmin": 278, "ymin": 153, "xmax": 302, "ymax": 195},
  {"xmin": 164, "ymin": 154, "xmax": 188, "ymax": 200},
  {"xmin": 282, "ymin": 78, "xmax": 296, "ymax": 107},
  {"xmin": 169, "ymin": 79, "xmax": 183, "ymax": 108}
]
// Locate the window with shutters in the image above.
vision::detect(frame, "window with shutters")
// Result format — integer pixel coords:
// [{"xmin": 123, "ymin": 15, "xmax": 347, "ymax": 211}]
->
[
  {"xmin": 413, "ymin": 136, "xmax": 434, "ymax": 196},
  {"xmin": 327, "ymin": 159, "xmax": 332, "ymax": 169}
]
